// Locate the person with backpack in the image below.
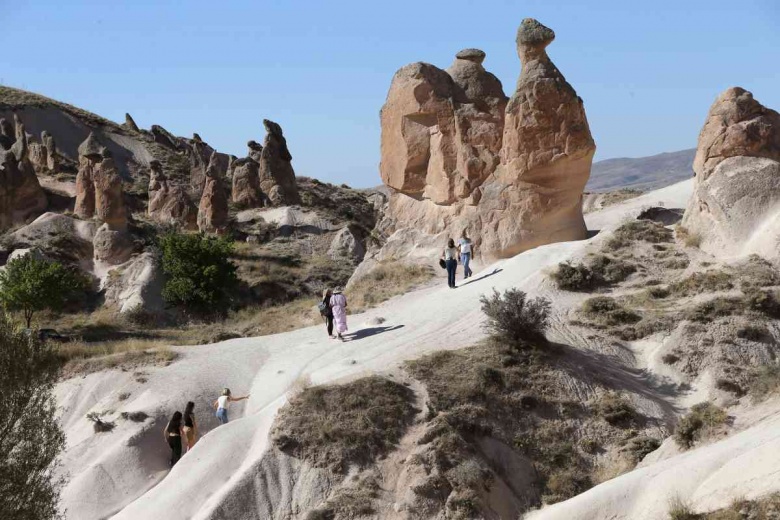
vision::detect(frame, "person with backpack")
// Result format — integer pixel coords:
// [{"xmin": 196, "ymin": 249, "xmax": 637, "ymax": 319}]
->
[
  {"xmin": 329, "ymin": 288, "xmax": 348, "ymax": 341},
  {"xmin": 458, "ymin": 230, "xmax": 474, "ymax": 280},
  {"xmin": 213, "ymin": 388, "xmax": 250, "ymax": 425},
  {"xmin": 442, "ymin": 238, "xmax": 458, "ymax": 289},
  {"xmin": 163, "ymin": 411, "xmax": 184, "ymax": 467},
  {"xmin": 319, "ymin": 288, "xmax": 335, "ymax": 339}
]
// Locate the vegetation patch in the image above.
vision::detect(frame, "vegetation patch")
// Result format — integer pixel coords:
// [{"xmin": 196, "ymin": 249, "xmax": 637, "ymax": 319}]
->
[
  {"xmin": 581, "ymin": 296, "xmax": 641, "ymax": 327},
  {"xmin": 674, "ymin": 402, "xmax": 728, "ymax": 449},
  {"xmin": 699, "ymin": 492, "xmax": 780, "ymax": 519},
  {"xmin": 594, "ymin": 393, "xmax": 638, "ymax": 427},
  {"xmin": 605, "ymin": 220, "xmax": 673, "ymax": 251},
  {"xmin": 748, "ymin": 365, "xmax": 780, "ymax": 402},
  {"xmin": 480, "ymin": 288, "xmax": 550, "ymax": 347},
  {"xmin": 347, "ymin": 262, "xmax": 434, "ymax": 312},
  {"xmin": 551, "ymin": 255, "xmax": 636, "ymax": 291},
  {"xmin": 675, "ymin": 225, "xmax": 702, "ymax": 248},
  {"xmin": 271, "ymin": 376, "xmax": 416, "ymax": 473},
  {"xmin": 159, "ymin": 232, "xmax": 239, "ymax": 317},
  {"xmin": 405, "ymin": 333, "xmax": 657, "ymax": 509},
  {"xmin": 669, "ymin": 271, "xmax": 733, "ymax": 296}
]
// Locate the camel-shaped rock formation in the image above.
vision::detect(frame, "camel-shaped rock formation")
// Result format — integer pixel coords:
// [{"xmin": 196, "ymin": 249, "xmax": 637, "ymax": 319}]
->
[{"xmin": 371, "ymin": 18, "xmax": 595, "ymax": 266}]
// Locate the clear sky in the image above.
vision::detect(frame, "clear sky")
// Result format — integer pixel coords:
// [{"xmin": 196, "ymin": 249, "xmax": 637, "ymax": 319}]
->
[{"xmin": 2, "ymin": 0, "xmax": 778, "ymax": 187}]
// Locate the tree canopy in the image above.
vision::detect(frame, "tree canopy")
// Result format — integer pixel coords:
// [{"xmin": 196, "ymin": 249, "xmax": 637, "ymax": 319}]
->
[
  {"xmin": 0, "ymin": 314, "xmax": 65, "ymax": 520},
  {"xmin": 159, "ymin": 232, "xmax": 239, "ymax": 315},
  {"xmin": 0, "ymin": 254, "xmax": 88, "ymax": 327}
]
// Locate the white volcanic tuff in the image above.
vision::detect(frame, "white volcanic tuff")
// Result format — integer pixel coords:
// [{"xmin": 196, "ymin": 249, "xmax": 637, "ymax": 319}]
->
[{"xmin": 53, "ymin": 181, "xmax": 753, "ymax": 520}]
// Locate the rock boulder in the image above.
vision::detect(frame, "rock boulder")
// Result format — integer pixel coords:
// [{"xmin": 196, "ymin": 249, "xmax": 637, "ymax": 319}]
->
[
  {"xmin": 197, "ymin": 153, "xmax": 229, "ymax": 233},
  {"xmin": 682, "ymin": 88, "xmax": 780, "ymax": 259},
  {"xmin": 258, "ymin": 120, "xmax": 301, "ymax": 205},
  {"xmin": 148, "ymin": 160, "xmax": 197, "ymax": 229}
]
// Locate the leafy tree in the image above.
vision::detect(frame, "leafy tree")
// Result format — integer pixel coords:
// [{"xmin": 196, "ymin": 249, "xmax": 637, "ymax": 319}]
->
[
  {"xmin": 0, "ymin": 254, "xmax": 88, "ymax": 328},
  {"xmin": 159, "ymin": 232, "xmax": 239, "ymax": 314},
  {"xmin": 0, "ymin": 313, "xmax": 65, "ymax": 520}
]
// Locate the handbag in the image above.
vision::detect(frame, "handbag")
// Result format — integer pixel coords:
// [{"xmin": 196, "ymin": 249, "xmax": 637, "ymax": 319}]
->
[{"xmin": 439, "ymin": 259, "xmax": 446, "ymax": 269}]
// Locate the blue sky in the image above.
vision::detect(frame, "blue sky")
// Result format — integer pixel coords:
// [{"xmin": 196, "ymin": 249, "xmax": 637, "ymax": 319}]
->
[{"xmin": 2, "ymin": 0, "xmax": 778, "ymax": 187}]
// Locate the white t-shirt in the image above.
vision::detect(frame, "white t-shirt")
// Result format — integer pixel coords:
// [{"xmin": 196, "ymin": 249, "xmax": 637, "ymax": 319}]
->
[
  {"xmin": 217, "ymin": 395, "xmax": 230, "ymax": 410},
  {"xmin": 444, "ymin": 247, "xmax": 458, "ymax": 260},
  {"xmin": 458, "ymin": 238, "xmax": 472, "ymax": 254}
]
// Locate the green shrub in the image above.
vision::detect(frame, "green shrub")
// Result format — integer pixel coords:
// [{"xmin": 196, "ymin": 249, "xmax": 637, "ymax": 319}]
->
[
  {"xmin": 623, "ymin": 435, "xmax": 660, "ymax": 464},
  {"xmin": 606, "ymin": 220, "xmax": 673, "ymax": 250},
  {"xmin": 551, "ymin": 255, "xmax": 635, "ymax": 291},
  {"xmin": 479, "ymin": 289, "xmax": 551, "ymax": 346},
  {"xmin": 0, "ymin": 314, "xmax": 65, "ymax": 520},
  {"xmin": 581, "ymin": 297, "xmax": 641, "ymax": 326},
  {"xmin": 670, "ymin": 271, "xmax": 733, "ymax": 296},
  {"xmin": 674, "ymin": 402, "xmax": 728, "ymax": 449},
  {"xmin": 0, "ymin": 254, "xmax": 89, "ymax": 327},
  {"xmin": 595, "ymin": 393, "xmax": 637, "ymax": 426},
  {"xmin": 159, "ymin": 232, "xmax": 239, "ymax": 315},
  {"xmin": 748, "ymin": 364, "xmax": 780, "ymax": 401},
  {"xmin": 551, "ymin": 262, "xmax": 597, "ymax": 291}
]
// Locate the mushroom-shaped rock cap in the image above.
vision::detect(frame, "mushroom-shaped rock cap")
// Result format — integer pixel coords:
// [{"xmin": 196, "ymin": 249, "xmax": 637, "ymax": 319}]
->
[
  {"xmin": 247, "ymin": 140, "xmax": 263, "ymax": 151},
  {"xmin": 78, "ymin": 132, "xmax": 104, "ymax": 159},
  {"xmin": 516, "ymin": 18, "xmax": 555, "ymax": 49},
  {"xmin": 149, "ymin": 159, "xmax": 162, "ymax": 171},
  {"xmin": 263, "ymin": 119, "xmax": 284, "ymax": 136},
  {"xmin": 455, "ymin": 48, "xmax": 486, "ymax": 64}
]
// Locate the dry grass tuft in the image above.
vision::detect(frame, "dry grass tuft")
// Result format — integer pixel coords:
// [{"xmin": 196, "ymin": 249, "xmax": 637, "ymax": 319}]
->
[
  {"xmin": 347, "ymin": 262, "xmax": 434, "ymax": 312},
  {"xmin": 674, "ymin": 402, "xmax": 728, "ymax": 449},
  {"xmin": 271, "ymin": 376, "xmax": 416, "ymax": 473},
  {"xmin": 675, "ymin": 225, "xmax": 702, "ymax": 248}
]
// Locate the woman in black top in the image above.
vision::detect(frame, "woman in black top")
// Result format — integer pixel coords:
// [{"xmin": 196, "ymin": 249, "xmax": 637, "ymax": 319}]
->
[
  {"xmin": 321, "ymin": 288, "xmax": 335, "ymax": 339},
  {"xmin": 164, "ymin": 411, "xmax": 184, "ymax": 467},
  {"xmin": 182, "ymin": 402, "xmax": 198, "ymax": 452}
]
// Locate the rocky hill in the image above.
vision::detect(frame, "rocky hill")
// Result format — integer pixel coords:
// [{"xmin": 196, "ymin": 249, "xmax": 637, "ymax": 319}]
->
[
  {"xmin": 0, "ymin": 84, "xmax": 383, "ymax": 322},
  {"xmin": 586, "ymin": 148, "xmax": 695, "ymax": 193}
]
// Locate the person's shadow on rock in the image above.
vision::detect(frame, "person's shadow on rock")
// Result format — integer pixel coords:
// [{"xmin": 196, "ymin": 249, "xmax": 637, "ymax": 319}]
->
[{"xmin": 345, "ymin": 324, "xmax": 405, "ymax": 341}]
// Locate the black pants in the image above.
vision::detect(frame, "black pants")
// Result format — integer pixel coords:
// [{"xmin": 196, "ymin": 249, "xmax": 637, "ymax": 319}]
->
[
  {"xmin": 446, "ymin": 259, "xmax": 457, "ymax": 288},
  {"xmin": 325, "ymin": 315, "xmax": 334, "ymax": 336},
  {"xmin": 168, "ymin": 435, "xmax": 182, "ymax": 467}
]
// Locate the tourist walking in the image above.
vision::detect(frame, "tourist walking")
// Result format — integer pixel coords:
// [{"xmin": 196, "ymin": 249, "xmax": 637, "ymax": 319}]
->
[
  {"xmin": 213, "ymin": 388, "xmax": 250, "ymax": 425},
  {"xmin": 163, "ymin": 411, "xmax": 184, "ymax": 467},
  {"xmin": 182, "ymin": 401, "xmax": 198, "ymax": 452},
  {"xmin": 330, "ymin": 288, "xmax": 348, "ymax": 341},
  {"xmin": 320, "ymin": 288, "xmax": 335, "ymax": 339},
  {"xmin": 458, "ymin": 230, "xmax": 474, "ymax": 280},
  {"xmin": 442, "ymin": 238, "xmax": 458, "ymax": 288}
]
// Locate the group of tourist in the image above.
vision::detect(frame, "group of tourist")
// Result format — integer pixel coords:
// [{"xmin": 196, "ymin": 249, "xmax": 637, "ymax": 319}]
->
[
  {"xmin": 163, "ymin": 388, "xmax": 250, "ymax": 467},
  {"xmin": 442, "ymin": 230, "xmax": 475, "ymax": 288}
]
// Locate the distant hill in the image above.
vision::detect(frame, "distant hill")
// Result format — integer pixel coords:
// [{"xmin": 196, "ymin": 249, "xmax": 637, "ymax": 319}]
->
[{"xmin": 586, "ymin": 149, "xmax": 695, "ymax": 193}]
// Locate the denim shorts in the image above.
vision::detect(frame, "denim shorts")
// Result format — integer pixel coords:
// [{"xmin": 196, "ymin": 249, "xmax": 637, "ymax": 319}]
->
[{"xmin": 216, "ymin": 408, "xmax": 228, "ymax": 424}]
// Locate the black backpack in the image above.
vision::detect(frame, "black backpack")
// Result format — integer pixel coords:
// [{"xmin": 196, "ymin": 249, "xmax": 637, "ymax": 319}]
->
[{"xmin": 317, "ymin": 301, "xmax": 329, "ymax": 315}]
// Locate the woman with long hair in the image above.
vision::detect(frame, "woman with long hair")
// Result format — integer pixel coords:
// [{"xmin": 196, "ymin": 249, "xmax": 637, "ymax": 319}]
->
[
  {"xmin": 163, "ymin": 411, "xmax": 184, "ymax": 467},
  {"xmin": 320, "ymin": 288, "xmax": 335, "ymax": 339},
  {"xmin": 442, "ymin": 238, "xmax": 458, "ymax": 288},
  {"xmin": 182, "ymin": 401, "xmax": 198, "ymax": 452}
]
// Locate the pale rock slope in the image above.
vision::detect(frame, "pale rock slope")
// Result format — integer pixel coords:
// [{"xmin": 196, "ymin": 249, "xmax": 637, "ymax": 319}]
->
[{"xmin": 55, "ymin": 179, "xmax": 685, "ymax": 519}]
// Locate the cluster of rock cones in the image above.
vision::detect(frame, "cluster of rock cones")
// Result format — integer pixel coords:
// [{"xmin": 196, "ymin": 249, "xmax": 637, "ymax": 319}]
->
[{"xmin": 0, "ymin": 110, "xmax": 302, "ymax": 265}]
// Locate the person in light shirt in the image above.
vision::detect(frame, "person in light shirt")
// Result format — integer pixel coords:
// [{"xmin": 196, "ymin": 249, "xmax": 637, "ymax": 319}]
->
[
  {"xmin": 213, "ymin": 388, "xmax": 250, "ymax": 425},
  {"xmin": 457, "ymin": 230, "xmax": 474, "ymax": 280}
]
